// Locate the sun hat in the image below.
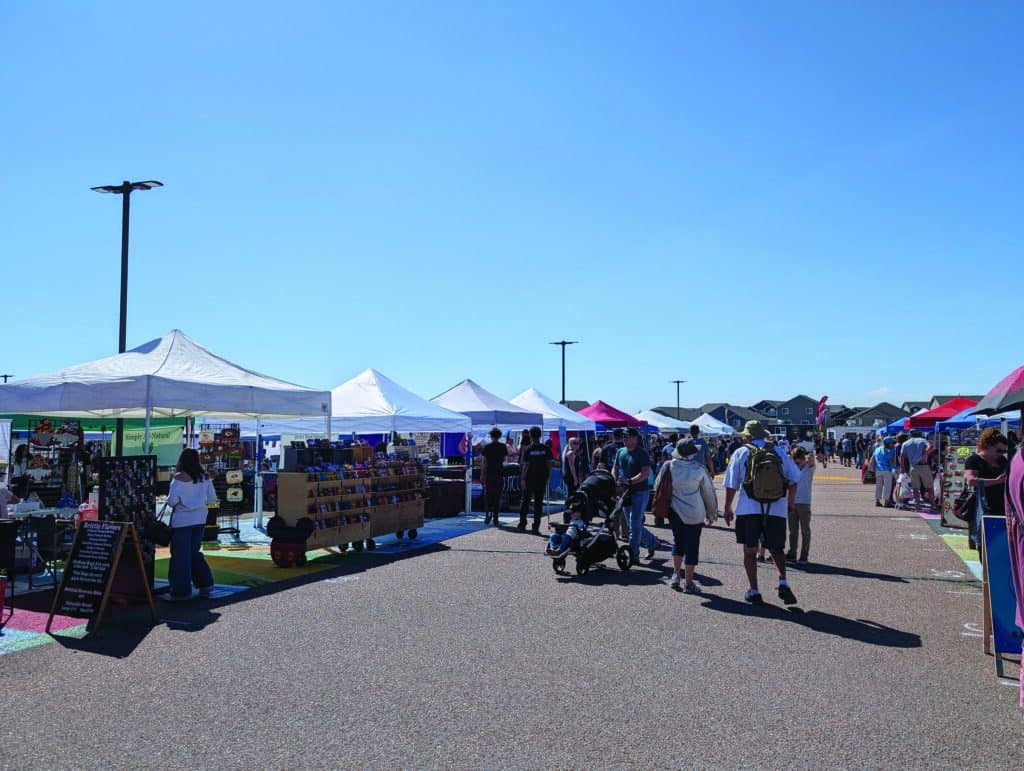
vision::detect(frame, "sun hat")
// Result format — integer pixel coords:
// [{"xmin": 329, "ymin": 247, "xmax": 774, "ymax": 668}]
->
[
  {"xmin": 740, "ymin": 420, "xmax": 770, "ymax": 440},
  {"xmin": 673, "ymin": 438, "xmax": 698, "ymax": 459}
]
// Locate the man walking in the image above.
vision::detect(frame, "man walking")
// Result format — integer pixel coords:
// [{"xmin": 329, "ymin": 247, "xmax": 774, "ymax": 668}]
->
[
  {"xmin": 612, "ymin": 427, "xmax": 659, "ymax": 562},
  {"xmin": 723, "ymin": 420, "xmax": 802, "ymax": 605},
  {"xmin": 601, "ymin": 428, "xmax": 625, "ymax": 470},
  {"xmin": 518, "ymin": 426, "xmax": 553, "ymax": 534},
  {"xmin": 688, "ymin": 424, "xmax": 717, "ymax": 478},
  {"xmin": 900, "ymin": 430, "xmax": 934, "ymax": 508},
  {"xmin": 480, "ymin": 426, "xmax": 507, "ymax": 525},
  {"xmin": 873, "ymin": 436, "xmax": 897, "ymax": 507}
]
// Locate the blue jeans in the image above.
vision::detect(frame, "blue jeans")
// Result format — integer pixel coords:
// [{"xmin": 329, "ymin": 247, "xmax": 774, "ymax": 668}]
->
[
  {"xmin": 169, "ymin": 524, "xmax": 214, "ymax": 597},
  {"xmin": 626, "ymin": 490, "xmax": 657, "ymax": 560}
]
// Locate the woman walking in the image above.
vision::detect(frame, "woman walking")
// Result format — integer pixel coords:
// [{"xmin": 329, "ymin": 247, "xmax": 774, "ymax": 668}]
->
[
  {"xmin": 165, "ymin": 448, "xmax": 218, "ymax": 601},
  {"xmin": 652, "ymin": 438, "xmax": 718, "ymax": 593},
  {"xmin": 563, "ymin": 437, "xmax": 584, "ymax": 498}
]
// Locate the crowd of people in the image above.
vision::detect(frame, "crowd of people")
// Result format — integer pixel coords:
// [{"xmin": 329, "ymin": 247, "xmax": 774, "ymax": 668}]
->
[{"xmin": 480, "ymin": 420, "xmax": 816, "ymax": 604}]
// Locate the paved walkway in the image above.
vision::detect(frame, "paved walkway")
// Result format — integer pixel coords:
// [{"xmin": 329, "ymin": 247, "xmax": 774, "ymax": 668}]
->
[{"xmin": 1, "ymin": 465, "xmax": 1020, "ymax": 768}]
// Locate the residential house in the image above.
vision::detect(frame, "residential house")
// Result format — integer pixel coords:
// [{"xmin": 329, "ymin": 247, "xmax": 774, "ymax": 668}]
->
[
  {"xmin": 827, "ymin": 405, "xmax": 858, "ymax": 426},
  {"xmin": 845, "ymin": 402, "xmax": 909, "ymax": 428},
  {"xmin": 749, "ymin": 399, "xmax": 783, "ymax": 419},
  {"xmin": 928, "ymin": 395, "xmax": 984, "ymax": 409},
  {"xmin": 772, "ymin": 394, "xmax": 822, "ymax": 440},
  {"xmin": 698, "ymin": 403, "xmax": 770, "ymax": 432},
  {"xmin": 901, "ymin": 401, "xmax": 929, "ymax": 414},
  {"xmin": 651, "ymin": 406, "xmax": 701, "ymax": 422}
]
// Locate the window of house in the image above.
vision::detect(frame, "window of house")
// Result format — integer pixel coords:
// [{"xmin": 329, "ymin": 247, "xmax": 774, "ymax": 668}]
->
[
  {"xmin": 805, "ymin": 407, "xmax": 813, "ymax": 414},
  {"xmin": 782, "ymin": 407, "xmax": 789, "ymax": 416},
  {"xmin": 801, "ymin": 420, "xmax": 809, "ymax": 425}
]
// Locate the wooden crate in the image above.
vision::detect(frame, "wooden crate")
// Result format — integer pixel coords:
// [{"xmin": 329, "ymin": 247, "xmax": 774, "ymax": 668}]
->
[
  {"xmin": 369, "ymin": 503, "xmax": 399, "ymax": 537},
  {"xmin": 397, "ymin": 499, "xmax": 425, "ymax": 530}
]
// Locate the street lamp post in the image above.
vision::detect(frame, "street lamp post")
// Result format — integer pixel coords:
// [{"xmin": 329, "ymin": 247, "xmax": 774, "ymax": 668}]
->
[
  {"xmin": 91, "ymin": 180, "xmax": 163, "ymax": 453},
  {"xmin": 0, "ymin": 375, "xmax": 12, "ymax": 383},
  {"xmin": 548, "ymin": 340, "xmax": 579, "ymax": 404},
  {"xmin": 671, "ymin": 379, "xmax": 687, "ymax": 420}
]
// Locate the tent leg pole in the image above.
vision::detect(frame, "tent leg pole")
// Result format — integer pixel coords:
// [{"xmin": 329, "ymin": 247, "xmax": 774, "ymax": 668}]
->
[{"xmin": 254, "ymin": 417, "xmax": 264, "ymax": 529}]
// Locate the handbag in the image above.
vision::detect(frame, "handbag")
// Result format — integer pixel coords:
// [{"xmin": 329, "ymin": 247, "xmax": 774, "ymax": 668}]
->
[
  {"xmin": 226, "ymin": 487, "xmax": 244, "ymax": 503},
  {"xmin": 953, "ymin": 486, "xmax": 977, "ymax": 521},
  {"xmin": 225, "ymin": 470, "xmax": 243, "ymax": 485},
  {"xmin": 144, "ymin": 505, "xmax": 172, "ymax": 547}
]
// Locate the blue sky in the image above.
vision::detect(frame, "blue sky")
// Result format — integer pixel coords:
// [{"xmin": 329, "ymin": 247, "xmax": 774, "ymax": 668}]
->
[{"xmin": 2, "ymin": 2, "xmax": 1021, "ymax": 413}]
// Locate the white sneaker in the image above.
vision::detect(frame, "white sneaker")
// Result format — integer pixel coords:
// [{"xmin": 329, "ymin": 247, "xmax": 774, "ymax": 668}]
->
[{"xmin": 670, "ymin": 574, "xmax": 681, "ymax": 589}]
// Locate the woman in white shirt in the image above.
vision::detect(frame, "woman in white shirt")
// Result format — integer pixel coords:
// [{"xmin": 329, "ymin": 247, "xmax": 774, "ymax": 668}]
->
[{"xmin": 165, "ymin": 448, "xmax": 218, "ymax": 601}]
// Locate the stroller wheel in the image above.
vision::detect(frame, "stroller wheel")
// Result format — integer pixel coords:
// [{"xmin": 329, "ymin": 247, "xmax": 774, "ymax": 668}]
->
[
  {"xmin": 408, "ymin": 529, "xmax": 418, "ymax": 539},
  {"xmin": 616, "ymin": 545, "xmax": 633, "ymax": 571},
  {"xmin": 552, "ymin": 557, "xmax": 566, "ymax": 574},
  {"xmin": 654, "ymin": 516, "xmax": 665, "ymax": 528},
  {"xmin": 575, "ymin": 559, "xmax": 590, "ymax": 576},
  {"xmin": 352, "ymin": 540, "xmax": 364, "ymax": 553}
]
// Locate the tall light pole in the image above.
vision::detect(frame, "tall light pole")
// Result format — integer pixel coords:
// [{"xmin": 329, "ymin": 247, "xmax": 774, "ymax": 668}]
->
[
  {"xmin": 671, "ymin": 379, "xmax": 687, "ymax": 420},
  {"xmin": 549, "ymin": 340, "xmax": 579, "ymax": 405},
  {"xmin": 91, "ymin": 180, "xmax": 163, "ymax": 453},
  {"xmin": 0, "ymin": 375, "xmax": 12, "ymax": 383}
]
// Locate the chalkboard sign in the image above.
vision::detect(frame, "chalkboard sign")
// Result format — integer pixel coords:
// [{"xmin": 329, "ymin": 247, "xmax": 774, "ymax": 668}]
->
[{"xmin": 47, "ymin": 521, "xmax": 156, "ymax": 634}]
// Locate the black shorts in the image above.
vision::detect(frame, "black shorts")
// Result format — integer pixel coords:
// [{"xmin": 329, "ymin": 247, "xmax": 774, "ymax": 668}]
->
[
  {"xmin": 667, "ymin": 512, "xmax": 703, "ymax": 565},
  {"xmin": 734, "ymin": 514, "xmax": 786, "ymax": 551}
]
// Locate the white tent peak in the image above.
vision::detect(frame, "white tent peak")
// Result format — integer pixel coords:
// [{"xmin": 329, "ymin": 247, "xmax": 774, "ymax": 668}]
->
[
  {"xmin": 510, "ymin": 388, "xmax": 595, "ymax": 431},
  {"xmin": 432, "ymin": 379, "xmax": 542, "ymax": 428},
  {"xmin": 0, "ymin": 329, "xmax": 331, "ymax": 419}
]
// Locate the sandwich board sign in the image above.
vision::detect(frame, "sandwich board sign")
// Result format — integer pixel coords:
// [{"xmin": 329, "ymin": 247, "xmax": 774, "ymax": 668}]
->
[{"xmin": 47, "ymin": 521, "xmax": 156, "ymax": 635}]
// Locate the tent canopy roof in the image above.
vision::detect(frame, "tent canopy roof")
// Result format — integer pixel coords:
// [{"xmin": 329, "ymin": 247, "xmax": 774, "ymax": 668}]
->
[
  {"xmin": 329, "ymin": 369, "xmax": 471, "ymax": 433},
  {"xmin": 907, "ymin": 397, "xmax": 979, "ymax": 429},
  {"xmin": 635, "ymin": 409, "xmax": 690, "ymax": 432},
  {"xmin": 431, "ymin": 379, "xmax": 542, "ymax": 429},
  {"xmin": 692, "ymin": 413, "xmax": 735, "ymax": 436},
  {"xmin": 0, "ymin": 329, "xmax": 332, "ymax": 419},
  {"xmin": 577, "ymin": 400, "xmax": 646, "ymax": 428},
  {"xmin": 509, "ymin": 388, "xmax": 595, "ymax": 431}
]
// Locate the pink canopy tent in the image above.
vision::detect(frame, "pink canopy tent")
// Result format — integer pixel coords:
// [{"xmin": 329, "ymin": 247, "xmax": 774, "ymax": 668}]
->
[
  {"xmin": 906, "ymin": 397, "xmax": 979, "ymax": 429},
  {"xmin": 577, "ymin": 400, "xmax": 647, "ymax": 428}
]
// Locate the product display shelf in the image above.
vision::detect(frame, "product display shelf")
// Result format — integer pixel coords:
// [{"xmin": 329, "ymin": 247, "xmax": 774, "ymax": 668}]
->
[{"xmin": 275, "ymin": 462, "xmax": 426, "ymax": 551}]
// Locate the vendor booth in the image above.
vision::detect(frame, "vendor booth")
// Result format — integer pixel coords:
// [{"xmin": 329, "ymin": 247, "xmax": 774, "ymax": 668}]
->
[
  {"xmin": 270, "ymin": 368, "xmax": 471, "ymax": 554},
  {"xmin": 577, "ymin": 400, "xmax": 646, "ymax": 429},
  {"xmin": 0, "ymin": 330, "xmax": 331, "ymax": 587},
  {"xmin": 432, "ymin": 379, "xmax": 543, "ymax": 516}
]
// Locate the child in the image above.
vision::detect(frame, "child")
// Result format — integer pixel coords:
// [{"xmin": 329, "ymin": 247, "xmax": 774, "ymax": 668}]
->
[
  {"xmin": 895, "ymin": 471, "xmax": 914, "ymax": 510},
  {"xmin": 546, "ymin": 508, "xmax": 588, "ymax": 556},
  {"xmin": 787, "ymin": 447, "xmax": 815, "ymax": 563}
]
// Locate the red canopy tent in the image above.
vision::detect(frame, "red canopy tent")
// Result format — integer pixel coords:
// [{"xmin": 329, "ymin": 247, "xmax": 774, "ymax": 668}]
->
[
  {"xmin": 577, "ymin": 400, "xmax": 647, "ymax": 428},
  {"xmin": 906, "ymin": 397, "xmax": 979, "ymax": 429}
]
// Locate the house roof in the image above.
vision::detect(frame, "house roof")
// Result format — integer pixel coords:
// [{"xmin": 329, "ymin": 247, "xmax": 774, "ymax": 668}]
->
[
  {"xmin": 780, "ymin": 394, "xmax": 816, "ymax": 405},
  {"xmin": 849, "ymin": 401, "xmax": 908, "ymax": 419},
  {"xmin": 930, "ymin": 395, "xmax": 985, "ymax": 405},
  {"xmin": 652, "ymin": 406, "xmax": 701, "ymax": 422},
  {"xmin": 902, "ymin": 401, "xmax": 929, "ymax": 411},
  {"xmin": 699, "ymin": 403, "xmax": 769, "ymax": 422},
  {"xmin": 563, "ymin": 400, "xmax": 590, "ymax": 412},
  {"xmin": 750, "ymin": 399, "xmax": 784, "ymax": 408}
]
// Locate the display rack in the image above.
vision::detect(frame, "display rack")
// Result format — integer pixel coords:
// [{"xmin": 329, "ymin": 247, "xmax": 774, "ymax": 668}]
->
[
  {"xmin": 26, "ymin": 419, "xmax": 82, "ymax": 506},
  {"xmin": 274, "ymin": 460, "xmax": 426, "ymax": 553},
  {"xmin": 198, "ymin": 424, "xmax": 243, "ymax": 537}
]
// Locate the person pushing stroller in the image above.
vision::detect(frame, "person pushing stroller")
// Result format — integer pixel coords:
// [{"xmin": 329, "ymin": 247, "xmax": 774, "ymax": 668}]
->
[{"xmin": 611, "ymin": 427, "xmax": 660, "ymax": 563}]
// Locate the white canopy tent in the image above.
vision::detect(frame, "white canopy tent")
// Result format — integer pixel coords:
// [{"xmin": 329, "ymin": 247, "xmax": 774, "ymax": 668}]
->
[
  {"xmin": 232, "ymin": 368, "xmax": 471, "ymax": 438},
  {"xmin": 432, "ymin": 379, "xmax": 543, "ymax": 516},
  {"xmin": 510, "ymin": 388, "xmax": 595, "ymax": 432},
  {"xmin": 0, "ymin": 330, "xmax": 332, "ymax": 524},
  {"xmin": 432, "ymin": 379, "xmax": 543, "ymax": 432},
  {"xmin": 692, "ymin": 412, "xmax": 735, "ymax": 436},
  {"xmin": 635, "ymin": 409, "xmax": 690, "ymax": 433}
]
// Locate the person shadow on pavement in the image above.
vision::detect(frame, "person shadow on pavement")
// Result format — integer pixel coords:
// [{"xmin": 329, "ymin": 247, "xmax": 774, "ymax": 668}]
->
[
  {"xmin": 786, "ymin": 562, "xmax": 909, "ymax": 583},
  {"xmin": 697, "ymin": 593, "xmax": 921, "ymax": 648}
]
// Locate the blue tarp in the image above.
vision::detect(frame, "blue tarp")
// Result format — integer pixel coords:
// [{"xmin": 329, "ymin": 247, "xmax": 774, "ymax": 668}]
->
[{"xmin": 935, "ymin": 407, "xmax": 1020, "ymax": 432}]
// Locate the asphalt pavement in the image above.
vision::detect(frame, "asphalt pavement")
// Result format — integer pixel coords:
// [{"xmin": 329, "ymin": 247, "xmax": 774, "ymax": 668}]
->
[{"xmin": 1, "ymin": 463, "xmax": 1021, "ymax": 769}]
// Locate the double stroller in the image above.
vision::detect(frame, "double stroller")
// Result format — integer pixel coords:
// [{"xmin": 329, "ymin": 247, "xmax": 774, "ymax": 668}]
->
[{"xmin": 545, "ymin": 470, "xmax": 633, "ymax": 576}]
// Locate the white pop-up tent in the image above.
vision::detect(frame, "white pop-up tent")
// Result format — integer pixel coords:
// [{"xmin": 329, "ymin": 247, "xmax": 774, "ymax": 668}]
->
[
  {"xmin": 0, "ymin": 330, "xmax": 331, "ymax": 422},
  {"xmin": 432, "ymin": 379, "xmax": 543, "ymax": 516},
  {"xmin": 432, "ymin": 379, "xmax": 543, "ymax": 431},
  {"xmin": 510, "ymin": 388, "xmax": 595, "ymax": 432},
  {"xmin": 635, "ymin": 409, "xmax": 691, "ymax": 433},
  {"xmin": 692, "ymin": 412, "xmax": 735, "ymax": 436}
]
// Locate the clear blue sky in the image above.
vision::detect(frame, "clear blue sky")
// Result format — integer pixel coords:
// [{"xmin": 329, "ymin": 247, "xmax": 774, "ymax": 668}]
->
[{"xmin": 2, "ymin": 2, "xmax": 1021, "ymax": 413}]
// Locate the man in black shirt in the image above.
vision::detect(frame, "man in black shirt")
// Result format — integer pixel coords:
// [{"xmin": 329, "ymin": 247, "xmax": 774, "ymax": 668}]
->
[
  {"xmin": 519, "ymin": 426, "xmax": 553, "ymax": 533},
  {"xmin": 480, "ymin": 427, "xmax": 508, "ymax": 526},
  {"xmin": 601, "ymin": 429, "xmax": 625, "ymax": 469}
]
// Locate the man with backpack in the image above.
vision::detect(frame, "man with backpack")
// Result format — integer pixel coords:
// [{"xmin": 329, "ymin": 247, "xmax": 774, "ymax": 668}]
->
[{"xmin": 723, "ymin": 420, "xmax": 802, "ymax": 605}]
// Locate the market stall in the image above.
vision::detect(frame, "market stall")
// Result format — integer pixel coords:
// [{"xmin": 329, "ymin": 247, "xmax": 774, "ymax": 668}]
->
[
  {"xmin": 635, "ymin": 409, "xmax": 690, "ymax": 433},
  {"xmin": 577, "ymin": 400, "xmax": 646, "ymax": 429},
  {"xmin": 432, "ymin": 379, "xmax": 543, "ymax": 516},
  {"xmin": 270, "ymin": 368, "xmax": 471, "ymax": 554},
  {"xmin": 0, "ymin": 329, "xmax": 331, "ymax": 583},
  {"xmin": 691, "ymin": 413, "xmax": 735, "ymax": 437}
]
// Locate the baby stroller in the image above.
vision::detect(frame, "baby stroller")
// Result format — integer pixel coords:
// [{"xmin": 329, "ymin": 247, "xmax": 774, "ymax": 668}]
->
[{"xmin": 545, "ymin": 470, "xmax": 633, "ymax": 576}]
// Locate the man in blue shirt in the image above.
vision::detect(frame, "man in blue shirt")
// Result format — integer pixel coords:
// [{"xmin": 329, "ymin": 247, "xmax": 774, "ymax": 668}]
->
[
  {"xmin": 873, "ymin": 436, "xmax": 897, "ymax": 507},
  {"xmin": 612, "ymin": 427, "xmax": 659, "ymax": 562}
]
